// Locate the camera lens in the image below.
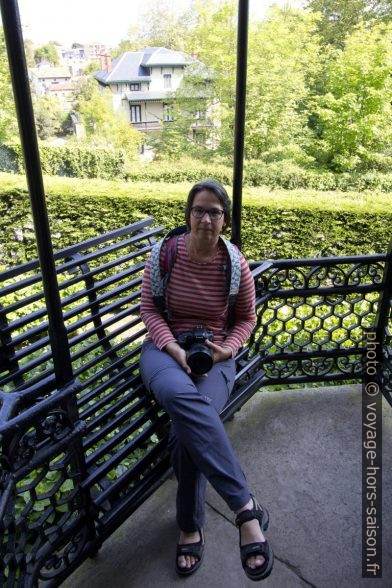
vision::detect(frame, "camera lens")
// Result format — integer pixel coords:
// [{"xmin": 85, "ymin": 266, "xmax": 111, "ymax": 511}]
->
[{"xmin": 187, "ymin": 344, "xmax": 213, "ymax": 375}]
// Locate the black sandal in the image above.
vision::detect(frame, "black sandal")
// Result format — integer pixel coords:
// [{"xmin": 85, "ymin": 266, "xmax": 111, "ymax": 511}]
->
[
  {"xmin": 235, "ymin": 495, "xmax": 274, "ymax": 581},
  {"xmin": 175, "ymin": 528, "xmax": 205, "ymax": 576}
]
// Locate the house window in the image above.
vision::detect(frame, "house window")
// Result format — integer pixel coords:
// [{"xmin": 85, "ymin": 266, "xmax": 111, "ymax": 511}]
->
[
  {"xmin": 163, "ymin": 74, "xmax": 172, "ymax": 89},
  {"xmin": 192, "ymin": 129, "xmax": 204, "ymax": 144},
  {"xmin": 130, "ymin": 83, "xmax": 140, "ymax": 91},
  {"xmin": 130, "ymin": 105, "xmax": 142, "ymax": 123}
]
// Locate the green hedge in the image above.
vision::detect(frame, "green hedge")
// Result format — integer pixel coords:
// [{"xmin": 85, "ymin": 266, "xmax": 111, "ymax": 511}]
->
[
  {"xmin": 126, "ymin": 159, "xmax": 233, "ymax": 186},
  {"xmin": 0, "ymin": 173, "xmax": 391, "ymax": 267},
  {"xmin": 0, "ymin": 143, "xmax": 127, "ymax": 180},
  {"xmin": 127, "ymin": 159, "xmax": 392, "ymax": 192},
  {"xmin": 2, "ymin": 144, "xmax": 392, "ymax": 191},
  {"xmin": 0, "ymin": 143, "xmax": 19, "ymax": 174}
]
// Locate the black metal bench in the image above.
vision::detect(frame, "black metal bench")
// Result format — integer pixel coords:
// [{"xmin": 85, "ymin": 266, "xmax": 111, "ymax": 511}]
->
[
  {"xmin": 0, "ymin": 218, "xmax": 269, "ymax": 586},
  {"xmin": 1, "ymin": 218, "xmax": 391, "ymax": 587}
]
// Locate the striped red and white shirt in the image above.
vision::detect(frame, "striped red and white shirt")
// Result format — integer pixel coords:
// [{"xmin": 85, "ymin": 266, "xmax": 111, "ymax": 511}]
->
[{"xmin": 140, "ymin": 233, "xmax": 256, "ymax": 357}]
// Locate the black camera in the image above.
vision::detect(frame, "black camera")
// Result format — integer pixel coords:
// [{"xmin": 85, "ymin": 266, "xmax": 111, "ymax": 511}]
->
[{"xmin": 177, "ymin": 327, "xmax": 214, "ymax": 375}]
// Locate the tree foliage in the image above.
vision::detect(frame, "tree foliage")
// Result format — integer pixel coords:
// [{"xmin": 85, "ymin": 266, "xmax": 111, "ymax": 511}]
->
[
  {"xmin": 153, "ymin": 3, "xmax": 322, "ymax": 163},
  {"xmin": 82, "ymin": 59, "xmax": 100, "ymax": 75},
  {"xmin": 184, "ymin": 0, "xmax": 237, "ymax": 157},
  {"xmin": 306, "ymin": 0, "xmax": 392, "ymax": 47},
  {"xmin": 0, "ymin": 27, "xmax": 18, "ymax": 143},
  {"xmin": 310, "ymin": 23, "xmax": 392, "ymax": 171},
  {"xmin": 33, "ymin": 96, "xmax": 66, "ymax": 140},
  {"xmin": 23, "ymin": 39, "xmax": 35, "ymax": 67},
  {"xmin": 2, "ymin": 0, "xmax": 390, "ymax": 175},
  {"xmin": 112, "ymin": 0, "xmax": 195, "ymax": 56},
  {"xmin": 33, "ymin": 43, "xmax": 59, "ymax": 65},
  {"xmin": 148, "ymin": 63, "xmax": 218, "ymax": 159},
  {"xmin": 72, "ymin": 79, "xmax": 141, "ymax": 155},
  {"xmin": 245, "ymin": 7, "xmax": 321, "ymax": 161},
  {"xmin": 149, "ymin": 0, "xmax": 392, "ymax": 172}
]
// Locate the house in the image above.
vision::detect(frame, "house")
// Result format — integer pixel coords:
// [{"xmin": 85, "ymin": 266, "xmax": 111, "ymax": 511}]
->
[
  {"xmin": 30, "ymin": 65, "xmax": 76, "ymax": 111},
  {"xmin": 59, "ymin": 43, "xmax": 109, "ymax": 76},
  {"xmin": 30, "ymin": 65, "xmax": 73, "ymax": 96},
  {"xmin": 94, "ymin": 47, "xmax": 195, "ymax": 132},
  {"xmin": 45, "ymin": 81, "xmax": 76, "ymax": 111}
]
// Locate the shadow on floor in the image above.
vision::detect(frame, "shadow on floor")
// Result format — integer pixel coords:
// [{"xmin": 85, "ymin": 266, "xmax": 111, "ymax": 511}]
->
[{"xmin": 62, "ymin": 384, "xmax": 391, "ymax": 588}]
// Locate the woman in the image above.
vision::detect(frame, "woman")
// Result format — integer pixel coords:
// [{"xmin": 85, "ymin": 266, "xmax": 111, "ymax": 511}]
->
[{"xmin": 140, "ymin": 179, "xmax": 273, "ymax": 581}]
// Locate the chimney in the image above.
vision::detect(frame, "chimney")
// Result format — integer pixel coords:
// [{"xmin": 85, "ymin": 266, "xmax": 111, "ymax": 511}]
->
[{"xmin": 99, "ymin": 54, "xmax": 112, "ymax": 73}]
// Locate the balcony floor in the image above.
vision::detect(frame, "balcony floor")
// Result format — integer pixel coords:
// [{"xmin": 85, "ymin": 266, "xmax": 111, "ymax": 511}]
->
[{"xmin": 63, "ymin": 384, "xmax": 391, "ymax": 587}]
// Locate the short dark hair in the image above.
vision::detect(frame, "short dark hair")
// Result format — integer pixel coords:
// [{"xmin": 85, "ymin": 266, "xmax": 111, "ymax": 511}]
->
[{"xmin": 185, "ymin": 179, "xmax": 231, "ymax": 229}]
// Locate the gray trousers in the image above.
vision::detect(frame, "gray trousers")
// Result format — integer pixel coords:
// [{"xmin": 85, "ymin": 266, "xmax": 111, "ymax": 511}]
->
[{"xmin": 140, "ymin": 340, "xmax": 251, "ymax": 532}]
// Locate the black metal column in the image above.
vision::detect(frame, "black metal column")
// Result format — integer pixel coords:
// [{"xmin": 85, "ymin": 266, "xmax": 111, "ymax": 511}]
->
[
  {"xmin": 0, "ymin": 0, "xmax": 73, "ymax": 388},
  {"xmin": 231, "ymin": 0, "xmax": 249, "ymax": 249}
]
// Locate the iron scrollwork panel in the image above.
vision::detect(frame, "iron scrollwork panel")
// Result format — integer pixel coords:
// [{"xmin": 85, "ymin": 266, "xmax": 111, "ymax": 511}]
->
[
  {"xmin": 251, "ymin": 259, "xmax": 384, "ymax": 383},
  {"xmin": 0, "ymin": 388, "xmax": 94, "ymax": 587}
]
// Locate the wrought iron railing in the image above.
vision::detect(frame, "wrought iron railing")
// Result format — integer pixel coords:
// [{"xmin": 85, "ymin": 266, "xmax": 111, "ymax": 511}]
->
[
  {"xmin": 250, "ymin": 255, "xmax": 389, "ymax": 385},
  {"xmin": 1, "ymin": 218, "xmax": 391, "ymax": 586}
]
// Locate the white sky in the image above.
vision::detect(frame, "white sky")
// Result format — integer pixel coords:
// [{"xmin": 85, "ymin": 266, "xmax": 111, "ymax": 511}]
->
[{"xmin": 12, "ymin": 0, "xmax": 304, "ymax": 47}]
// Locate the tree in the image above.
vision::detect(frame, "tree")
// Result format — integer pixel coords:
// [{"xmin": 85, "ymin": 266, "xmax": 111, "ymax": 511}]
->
[
  {"xmin": 111, "ymin": 38, "xmax": 139, "ymax": 59},
  {"xmin": 23, "ymin": 39, "xmax": 35, "ymax": 67},
  {"xmin": 34, "ymin": 43, "xmax": 59, "ymax": 65},
  {"xmin": 244, "ymin": 6, "xmax": 321, "ymax": 161},
  {"xmin": 112, "ymin": 0, "xmax": 195, "ymax": 56},
  {"xmin": 82, "ymin": 60, "xmax": 100, "ymax": 75},
  {"xmin": 33, "ymin": 96, "xmax": 65, "ymax": 140},
  {"xmin": 306, "ymin": 0, "xmax": 392, "ymax": 47},
  {"xmin": 148, "ymin": 63, "xmax": 218, "ymax": 159},
  {"xmin": 183, "ymin": 0, "xmax": 238, "ymax": 158},
  {"xmin": 310, "ymin": 23, "xmax": 392, "ymax": 171},
  {"xmin": 72, "ymin": 79, "xmax": 141, "ymax": 155},
  {"xmin": 179, "ymin": 3, "xmax": 321, "ymax": 162},
  {"xmin": 0, "ymin": 27, "xmax": 18, "ymax": 142}
]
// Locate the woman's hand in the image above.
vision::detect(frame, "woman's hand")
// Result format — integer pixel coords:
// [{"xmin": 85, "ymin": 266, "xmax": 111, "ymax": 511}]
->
[
  {"xmin": 164, "ymin": 341, "xmax": 192, "ymax": 375},
  {"xmin": 205, "ymin": 340, "xmax": 232, "ymax": 363}
]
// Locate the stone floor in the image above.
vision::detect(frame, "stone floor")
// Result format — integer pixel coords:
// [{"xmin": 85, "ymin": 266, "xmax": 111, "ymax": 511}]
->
[{"xmin": 62, "ymin": 384, "xmax": 392, "ymax": 588}]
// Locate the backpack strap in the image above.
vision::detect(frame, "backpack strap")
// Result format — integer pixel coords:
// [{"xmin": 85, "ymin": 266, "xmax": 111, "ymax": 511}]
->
[
  {"xmin": 220, "ymin": 236, "xmax": 241, "ymax": 329},
  {"xmin": 150, "ymin": 226, "xmax": 188, "ymax": 315}
]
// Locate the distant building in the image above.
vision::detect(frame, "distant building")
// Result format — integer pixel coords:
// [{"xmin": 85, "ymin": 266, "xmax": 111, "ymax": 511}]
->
[
  {"xmin": 94, "ymin": 47, "xmax": 195, "ymax": 132},
  {"xmin": 59, "ymin": 43, "xmax": 109, "ymax": 76},
  {"xmin": 46, "ymin": 81, "xmax": 75, "ymax": 110},
  {"xmin": 31, "ymin": 65, "xmax": 72, "ymax": 93},
  {"xmin": 30, "ymin": 65, "xmax": 75, "ymax": 110}
]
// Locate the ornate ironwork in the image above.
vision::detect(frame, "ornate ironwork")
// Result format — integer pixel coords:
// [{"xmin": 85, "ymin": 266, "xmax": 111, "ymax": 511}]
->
[
  {"xmin": 0, "ymin": 381, "xmax": 93, "ymax": 587},
  {"xmin": 1, "ymin": 220, "xmax": 390, "ymax": 586},
  {"xmin": 250, "ymin": 257, "xmax": 385, "ymax": 385}
]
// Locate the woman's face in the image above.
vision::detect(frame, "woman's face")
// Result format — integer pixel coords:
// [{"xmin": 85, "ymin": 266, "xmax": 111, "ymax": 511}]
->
[{"xmin": 189, "ymin": 190, "xmax": 225, "ymax": 242}]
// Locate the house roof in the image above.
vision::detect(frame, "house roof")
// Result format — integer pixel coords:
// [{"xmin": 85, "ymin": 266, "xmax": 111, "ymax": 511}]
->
[
  {"xmin": 48, "ymin": 82, "xmax": 75, "ymax": 91},
  {"xmin": 31, "ymin": 66, "xmax": 72, "ymax": 79},
  {"xmin": 140, "ymin": 47, "xmax": 190, "ymax": 67},
  {"xmin": 94, "ymin": 47, "xmax": 192, "ymax": 85}
]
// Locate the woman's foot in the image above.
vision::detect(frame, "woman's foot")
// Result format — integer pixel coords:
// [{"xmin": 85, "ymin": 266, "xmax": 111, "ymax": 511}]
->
[
  {"xmin": 236, "ymin": 498, "xmax": 266, "ymax": 570},
  {"xmin": 177, "ymin": 529, "xmax": 203, "ymax": 571}
]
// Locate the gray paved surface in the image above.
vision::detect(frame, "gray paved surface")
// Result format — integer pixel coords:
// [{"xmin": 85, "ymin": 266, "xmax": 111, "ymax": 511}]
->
[{"xmin": 62, "ymin": 384, "xmax": 391, "ymax": 587}]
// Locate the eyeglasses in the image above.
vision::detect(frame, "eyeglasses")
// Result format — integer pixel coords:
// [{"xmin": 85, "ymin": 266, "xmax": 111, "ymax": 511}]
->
[{"xmin": 191, "ymin": 206, "xmax": 224, "ymax": 220}]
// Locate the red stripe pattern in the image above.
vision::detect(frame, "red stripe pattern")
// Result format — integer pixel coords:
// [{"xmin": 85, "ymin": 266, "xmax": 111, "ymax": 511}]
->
[{"xmin": 140, "ymin": 234, "xmax": 256, "ymax": 356}]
